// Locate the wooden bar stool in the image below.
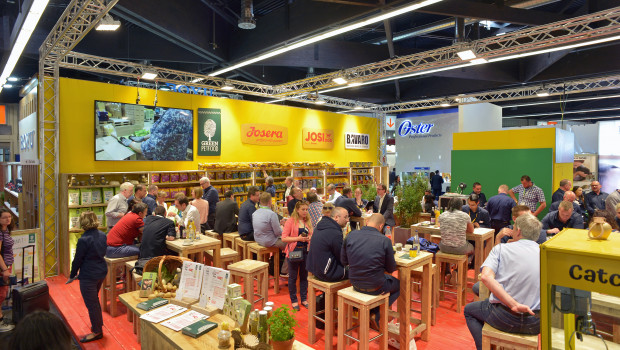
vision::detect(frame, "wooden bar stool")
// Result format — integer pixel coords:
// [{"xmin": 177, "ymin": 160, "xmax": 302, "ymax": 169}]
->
[
  {"xmin": 435, "ymin": 251, "xmax": 468, "ymax": 313},
  {"xmin": 247, "ymin": 242, "xmax": 281, "ymax": 294},
  {"xmin": 203, "ymin": 230, "xmax": 219, "ymax": 240},
  {"xmin": 481, "ymin": 324, "xmax": 539, "ymax": 350},
  {"xmin": 411, "ymin": 263, "xmax": 440, "ymax": 325},
  {"xmin": 125, "ymin": 260, "xmax": 137, "ymax": 292},
  {"xmin": 206, "ymin": 247, "xmax": 239, "ymax": 269},
  {"xmin": 234, "ymin": 236, "xmax": 254, "ymax": 260},
  {"xmin": 223, "ymin": 232, "xmax": 240, "ymax": 249},
  {"xmin": 308, "ymin": 278, "xmax": 351, "ymax": 349},
  {"xmin": 102, "ymin": 255, "xmax": 138, "ymax": 317},
  {"xmin": 337, "ymin": 286, "xmax": 389, "ymax": 350},
  {"xmin": 228, "ymin": 259, "xmax": 269, "ymax": 308}
]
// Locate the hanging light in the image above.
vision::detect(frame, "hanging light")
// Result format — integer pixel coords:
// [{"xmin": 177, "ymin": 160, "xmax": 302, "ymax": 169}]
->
[
  {"xmin": 141, "ymin": 68, "xmax": 158, "ymax": 80},
  {"xmin": 536, "ymin": 88, "xmax": 550, "ymax": 97},
  {"xmin": 96, "ymin": 14, "xmax": 121, "ymax": 31},
  {"xmin": 221, "ymin": 81, "xmax": 235, "ymax": 90}
]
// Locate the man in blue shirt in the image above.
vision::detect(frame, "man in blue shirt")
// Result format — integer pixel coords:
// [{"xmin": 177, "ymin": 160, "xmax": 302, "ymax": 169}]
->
[
  {"xmin": 252, "ymin": 192, "xmax": 288, "ymax": 275},
  {"xmin": 143, "ymin": 184, "xmax": 158, "ymax": 216},
  {"xmin": 585, "ymin": 181, "xmax": 607, "ymax": 217},
  {"xmin": 470, "ymin": 182, "xmax": 487, "ymax": 208},
  {"xmin": 548, "ymin": 191, "xmax": 582, "ymax": 215},
  {"xmin": 430, "ymin": 170, "xmax": 444, "ymax": 199},
  {"xmin": 551, "ymin": 179, "xmax": 571, "ymax": 203},
  {"xmin": 200, "ymin": 177, "xmax": 219, "ymax": 229},
  {"xmin": 462, "ymin": 194, "xmax": 491, "ymax": 228},
  {"xmin": 486, "ymin": 185, "xmax": 516, "ymax": 234},
  {"xmin": 239, "ymin": 186, "xmax": 260, "ymax": 241},
  {"xmin": 542, "ymin": 201, "xmax": 585, "ymax": 236}
]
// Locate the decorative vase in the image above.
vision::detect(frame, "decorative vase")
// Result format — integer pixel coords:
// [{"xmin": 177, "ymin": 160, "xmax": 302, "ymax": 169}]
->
[
  {"xmin": 588, "ymin": 217, "xmax": 612, "ymax": 240},
  {"xmin": 271, "ymin": 337, "xmax": 294, "ymax": 350}
]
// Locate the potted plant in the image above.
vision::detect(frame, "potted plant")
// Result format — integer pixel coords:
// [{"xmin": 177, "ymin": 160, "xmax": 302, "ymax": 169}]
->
[
  {"xmin": 268, "ymin": 305, "xmax": 298, "ymax": 350},
  {"xmin": 393, "ymin": 174, "xmax": 427, "ymax": 244}
]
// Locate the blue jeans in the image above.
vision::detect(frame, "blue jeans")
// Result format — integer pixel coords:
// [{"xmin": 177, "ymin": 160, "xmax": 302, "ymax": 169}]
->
[
  {"xmin": 287, "ymin": 257, "xmax": 308, "ymax": 304},
  {"xmin": 464, "ymin": 299, "xmax": 540, "ymax": 350},
  {"xmin": 79, "ymin": 278, "xmax": 105, "ymax": 334},
  {"xmin": 472, "ymin": 281, "xmax": 479, "ymax": 296},
  {"xmin": 106, "ymin": 245, "xmax": 140, "ymax": 258},
  {"xmin": 355, "ymin": 274, "xmax": 400, "ymax": 323}
]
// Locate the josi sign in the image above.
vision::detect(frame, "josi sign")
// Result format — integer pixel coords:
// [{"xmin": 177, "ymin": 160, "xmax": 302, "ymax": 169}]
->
[
  {"xmin": 345, "ymin": 132, "xmax": 369, "ymax": 150},
  {"xmin": 164, "ymin": 83, "xmax": 214, "ymax": 96},
  {"xmin": 241, "ymin": 123, "xmax": 288, "ymax": 146},
  {"xmin": 397, "ymin": 120, "xmax": 435, "ymax": 137},
  {"xmin": 302, "ymin": 128, "xmax": 333, "ymax": 149}
]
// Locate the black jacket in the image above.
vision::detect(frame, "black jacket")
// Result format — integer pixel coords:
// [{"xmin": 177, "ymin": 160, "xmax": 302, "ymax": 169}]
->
[
  {"xmin": 334, "ymin": 196, "xmax": 362, "ymax": 217},
  {"xmin": 306, "ymin": 217, "xmax": 347, "ymax": 282},
  {"xmin": 214, "ymin": 198, "xmax": 239, "ymax": 234},
  {"xmin": 70, "ymin": 229, "xmax": 108, "ymax": 280},
  {"xmin": 140, "ymin": 215, "xmax": 176, "ymax": 259}
]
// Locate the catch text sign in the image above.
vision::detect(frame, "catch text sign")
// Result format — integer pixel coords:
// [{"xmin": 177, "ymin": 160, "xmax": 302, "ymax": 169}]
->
[
  {"xmin": 302, "ymin": 128, "xmax": 334, "ymax": 149},
  {"xmin": 241, "ymin": 123, "xmax": 288, "ymax": 146}
]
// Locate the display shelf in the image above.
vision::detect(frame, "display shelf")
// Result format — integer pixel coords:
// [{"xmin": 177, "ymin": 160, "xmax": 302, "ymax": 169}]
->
[
  {"xmin": 68, "ymin": 183, "xmax": 147, "ymax": 189},
  {"xmin": 4, "ymin": 188, "xmax": 19, "ymax": 198},
  {"xmin": 210, "ymin": 179, "xmax": 253, "ymax": 184},
  {"xmin": 294, "ymin": 176, "xmax": 321, "ymax": 179},
  {"xmin": 152, "ymin": 181, "xmax": 201, "ymax": 186},
  {"xmin": 326, "ymin": 174, "xmax": 348, "ymax": 178},
  {"xmin": 219, "ymin": 192, "xmax": 248, "ymax": 197},
  {"xmin": 68, "ymin": 203, "xmax": 109, "ymax": 209},
  {"xmin": 3, "ymin": 202, "xmax": 19, "ymax": 218}
]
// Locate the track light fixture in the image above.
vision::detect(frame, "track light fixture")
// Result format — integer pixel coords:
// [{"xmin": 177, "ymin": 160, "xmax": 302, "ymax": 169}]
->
[
  {"xmin": 221, "ymin": 81, "xmax": 235, "ymax": 90},
  {"xmin": 96, "ymin": 14, "xmax": 121, "ymax": 31},
  {"xmin": 141, "ymin": 68, "xmax": 158, "ymax": 80},
  {"xmin": 536, "ymin": 88, "xmax": 550, "ymax": 97},
  {"xmin": 332, "ymin": 76, "xmax": 348, "ymax": 85}
]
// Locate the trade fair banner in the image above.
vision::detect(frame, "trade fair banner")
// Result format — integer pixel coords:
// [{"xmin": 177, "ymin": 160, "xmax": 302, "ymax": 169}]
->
[
  {"xmin": 302, "ymin": 128, "xmax": 334, "ymax": 149},
  {"xmin": 198, "ymin": 108, "xmax": 221, "ymax": 156},
  {"xmin": 241, "ymin": 123, "xmax": 288, "ymax": 145},
  {"xmin": 18, "ymin": 112, "xmax": 38, "ymax": 163},
  {"xmin": 345, "ymin": 132, "xmax": 369, "ymax": 149}
]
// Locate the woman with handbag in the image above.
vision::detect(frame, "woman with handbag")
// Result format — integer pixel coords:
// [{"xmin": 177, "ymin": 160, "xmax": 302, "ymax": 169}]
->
[
  {"xmin": 0, "ymin": 208, "xmax": 15, "ymax": 332},
  {"xmin": 282, "ymin": 201, "xmax": 313, "ymax": 310}
]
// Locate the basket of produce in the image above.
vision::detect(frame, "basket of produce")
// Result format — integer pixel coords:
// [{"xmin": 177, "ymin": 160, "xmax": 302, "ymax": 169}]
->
[{"xmin": 143, "ymin": 255, "xmax": 192, "ymax": 298}]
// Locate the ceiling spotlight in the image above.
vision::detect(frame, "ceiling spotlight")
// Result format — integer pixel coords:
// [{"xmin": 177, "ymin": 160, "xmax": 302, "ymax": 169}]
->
[
  {"xmin": 3, "ymin": 84, "xmax": 13, "ymax": 88},
  {"xmin": 315, "ymin": 97, "xmax": 326, "ymax": 105},
  {"xmin": 470, "ymin": 58, "xmax": 488, "ymax": 65},
  {"xmin": 354, "ymin": 103, "xmax": 363, "ymax": 110},
  {"xmin": 348, "ymin": 82, "xmax": 362, "ymax": 87},
  {"xmin": 96, "ymin": 14, "xmax": 121, "ymax": 31},
  {"xmin": 221, "ymin": 81, "xmax": 234, "ymax": 90},
  {"xmin": 457, "ymin": 49, "xmax": 476, "ymax": 60},
  {"xmin": 536, "ymin": 88, "xmax": 550, "ymax": 97},
  {"xmin": 191, "ymin": 78, "xmax": 203, "ymax": 83},
  {"xmin": 7, "ymin": 77, "xmax": 18, "ymax": 82},
  {"xmin": 333, "ymin": 76, "xmax": 348, "ymax": 85},
  {"xmin": 141, "ymin": 69, "xmax": 158, "ymax": 80},
  {"xmin": 439, "ymin": 100, "xmax": 451, "ymax": 107}
]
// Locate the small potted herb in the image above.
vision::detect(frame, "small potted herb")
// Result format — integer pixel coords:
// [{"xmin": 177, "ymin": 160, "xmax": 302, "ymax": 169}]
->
[{"xmin": 268, "ymin": 305, "xmax": 297, "ymax": 350}]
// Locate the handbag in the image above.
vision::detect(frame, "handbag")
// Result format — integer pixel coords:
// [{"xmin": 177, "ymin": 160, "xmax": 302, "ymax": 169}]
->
[{"xmin": 288, "ymin": 226, "xmax": 308, "ymax": 262}]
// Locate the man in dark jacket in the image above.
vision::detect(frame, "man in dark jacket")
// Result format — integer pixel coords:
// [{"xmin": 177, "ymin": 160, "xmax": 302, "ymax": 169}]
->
[
  {"xmin": 200, "ymin": 177, "xmax": 219, "ymax": 229},
  {"xmin": 306, "ymin": 207, "xmax": 349, "ymax": 282},
  {"xmin": 239, "ymin": 186, "xmax": 260, "ymax": 241},
  {"xmin": 139, "ymin": 206, "xmax": 176, "ymax": 259},
  {"xmin": 214, "ymin": 191, "xmax": 239, "ymax": 235},
  {"xmin": 334, "ymin": 187, "xmax": 362, "ymax": 218},
  {"xmin": 430, "ymin": 170, "xmax": 444, "ymax": 199}
]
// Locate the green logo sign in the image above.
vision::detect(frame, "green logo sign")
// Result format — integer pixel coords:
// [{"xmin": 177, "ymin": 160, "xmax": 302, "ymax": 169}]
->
[
  {"xmin": 198, "ymin": 108, "xmax": 221, "ymax": 156},
  {"xmin": 29, "ymin": 234, "xmax": 35, "ymax": 243}
]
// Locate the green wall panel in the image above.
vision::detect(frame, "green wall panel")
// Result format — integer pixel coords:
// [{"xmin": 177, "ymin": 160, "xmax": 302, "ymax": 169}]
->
[{"xmin": 451, "ymin": 148, "xmax": 553, "ymax": 219}]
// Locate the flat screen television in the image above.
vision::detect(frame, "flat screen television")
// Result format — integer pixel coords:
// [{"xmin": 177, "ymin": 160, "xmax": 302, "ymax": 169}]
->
[{"xmin": 94, "ymin": 100, "xmax": 193, "ymax": 161}]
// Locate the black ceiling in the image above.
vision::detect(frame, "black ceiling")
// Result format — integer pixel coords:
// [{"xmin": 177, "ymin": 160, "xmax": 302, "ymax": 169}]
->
[{"xmin": 1, "ymin": 0, "xmax": 620, "ymax": 122}]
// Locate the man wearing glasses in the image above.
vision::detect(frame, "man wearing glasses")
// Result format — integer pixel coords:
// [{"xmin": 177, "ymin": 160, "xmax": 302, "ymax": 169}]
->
[
  {"xmin": 373, "ymin": 184, "xmax": 395, "ymax": 235},
  {"xmin": 585, "ymin": 181, "xmax": 607, "ymax": 217}
]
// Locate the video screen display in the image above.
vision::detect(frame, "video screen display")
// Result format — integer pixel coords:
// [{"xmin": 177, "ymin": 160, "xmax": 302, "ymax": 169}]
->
[{"xmin": 95, "ymin": 101, "xmax": 193, "ymax": 161}]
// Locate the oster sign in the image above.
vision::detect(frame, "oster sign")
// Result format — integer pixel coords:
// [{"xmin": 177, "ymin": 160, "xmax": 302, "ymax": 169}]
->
[
  {"xmin": 241, "ymin": 123, "xmax": 288, "ymax": 146},
  {"xmin": 302, "ymin": 128, "xmax": 334, "ymax": 149}
]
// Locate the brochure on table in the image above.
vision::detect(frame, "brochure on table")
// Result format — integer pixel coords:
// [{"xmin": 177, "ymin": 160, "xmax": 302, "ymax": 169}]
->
[
  {"xmin": 161, "ymin": 310, "xmax": 209, "ymax": 332},
  {"xmin": 199, "ymin": 266, "xmax": 230, "ymax": 310},
  {"xmin": 176, "ymin": 261, "xmax": 204, "ymax": 301}
]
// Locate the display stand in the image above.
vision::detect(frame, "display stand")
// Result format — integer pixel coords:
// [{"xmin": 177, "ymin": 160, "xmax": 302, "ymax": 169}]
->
[
  {"xmin": 190, "ymin": 303, "xmax": 220, "ymax": 317},
  {"xmin": 170, "ymin": 297, "xmax": 200, "ymax": 309},
  {"xmin": 1, "ymin": 162, "xmax": 38, "ymax": 229}
]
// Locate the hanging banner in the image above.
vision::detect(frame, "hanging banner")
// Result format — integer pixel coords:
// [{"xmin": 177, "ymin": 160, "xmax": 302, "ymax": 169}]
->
[
  {"xmin": 345, "ymin": 132, "xmax": 369, "ymax": 149},
  {"xmin": 241, "ymin": 123, "xmax": 288, "ymax": 146},
  {"xmin": 18, "ymin": 112, "xmax": 38, "ymax": 163},
  {"xmin": 198, "ymin": 108, "xmax": 221, "ymax": 156},
  {"xmin": 302, "ymin": 128, "xmax": 333, "ymax": 149}
]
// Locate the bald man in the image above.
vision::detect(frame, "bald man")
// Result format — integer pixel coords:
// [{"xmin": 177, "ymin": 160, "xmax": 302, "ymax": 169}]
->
[
  {"xmin": 341, "ymin": 213, "xmax": 399, "ymax": 328},
  {"xmin": 585, "ymin": 181, "xmax": 607, "ymax": 217},
  {"xmin": 548, "ymin": 191, "xmax": 582, "ymax": 214}
]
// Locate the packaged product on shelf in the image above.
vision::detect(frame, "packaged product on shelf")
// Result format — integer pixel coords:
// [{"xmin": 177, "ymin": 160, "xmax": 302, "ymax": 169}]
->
[
  {"xmin": 92, "ymin": 207, "xmax": 105, "ymax": 227},
  {"xmin": 170, "ymin": 173, "xmax": 180, "ymax": 183},
  {"xmin": 180, "ymin": 173, "xmax": 189, "ymax": 182},
  {"xmin": 216, "ymin": 172, "xmax": 224, "ymax": 180},
  {"xmin": 80, "ymin": 189, "xmax": 92, "ymax": 205},
  {"xmin": 161, "ymin": 173, "xmax": 170, "ymax": 183},
  {"xmin": 102, "ymin": 187, "xmax": 115, "ymax": 202},
  {"xmin": 91, "ymin": 188, "xmax": 103, "ymax": 204},
  {"xmin": 188, "ymin": 172, "xmax": 197, "ymax": 181},
  {"xmin": 69, "ymin": 209, "xmax": 81, "ymax": 230},
  {"xmin": 225, "ymin": 172, "xmax": 233, "ymax": 180},
  {"xmin": 68, "ymin": 189, "xmax": 80, "ymax": 206},
  {"xmin": 151, "ymin": 173, "xmax": 160, "ymax": 183}
]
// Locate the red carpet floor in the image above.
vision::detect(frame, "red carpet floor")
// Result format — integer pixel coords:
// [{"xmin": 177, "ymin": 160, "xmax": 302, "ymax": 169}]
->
[{"xmin": 47, "ymin": 272, "xmax": 478, "ymax": 350}]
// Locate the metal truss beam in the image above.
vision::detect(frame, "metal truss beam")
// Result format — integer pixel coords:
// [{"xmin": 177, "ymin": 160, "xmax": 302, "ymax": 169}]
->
[{"xmin": 272, "ymin": 6, "xmax": 620, "ymax": 96}]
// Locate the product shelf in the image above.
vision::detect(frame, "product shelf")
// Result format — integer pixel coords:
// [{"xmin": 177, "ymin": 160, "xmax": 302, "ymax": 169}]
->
[
  {"xmin": 294, "ymin": 176, "xmax": 321, "ymax": 179},
  {"xmin": 3, "ymin": 202, "xmax": 19, "ymax": 218},
  {"xmin": 152, "ymin": 181, "xmax": 201, "ymax": 186},
  {"xmin": 3, "ymin": 188, "xmax": 19, "ymax": 198},
  {"xmin": 68, "ymin": 203, "xmax": 109, "ymax": 209},
  {"xmin": 210, "ymin": 179, "xmax": 253, "ymax": 184},
  {"xmin": 68, "ymin": 183, "xmax": 148, "ymax": 189},
  {"xmin": 326, "ymin": 175, "xmax": 349, "ymax": 178}
]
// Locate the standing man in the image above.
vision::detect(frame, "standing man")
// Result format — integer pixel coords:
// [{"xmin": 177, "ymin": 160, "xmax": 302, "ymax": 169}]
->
[
  {"xmin": 200, "ymin": 177, "xmax": 219, "ymax": 229},
  {"xmin": 105, "ymin": 182, "xmax": 134, "ymax": 229},
  {"xmin": 214, "ymin": 191, "xmax": 239, "ymax": 235},
  {"xmin": 341, "ymin": 214, "xmax": 399, "ymax": 328},
  {"xmin": 508, "ymin": 175, "xmax": 546, "ymax": 217},
  {"xmin": 605, "ymin": 189, "xmax": 620, "ymax": 216},
  {"xmin": 334, "ymin": 187, "xmax": 362, "ymax": 218},
  {"xmin": 252, "ymin": 192, "xmax": 288, "ymax": 276},
  {"xmin": 265, "ymin": 176, "xmax": 276, "ymax": 198},
  {"xmin": 168, "ymin": 194, "xmax": 202, "ymax": 234},
  {"xmin": 551, "ymin": 179, "xmax": 572, "ymax": 203},
  {"xmin": 129, "ymin": 184, "xmax": 147, "ymax": 204},
  {"xmin": 143, "ymin": 184, "xmax": 158, "ymax": 216},
  {"xmin": 462, "ymin": 194, "xmax": 491, "ymax": 228},
  {"xmin": 325, "ymin": 184, "xmax": 342, "ymax": 203},
  {"xmin": 287, "ymin": 188, "xmax": 303, "ymax": 216},
  {"xmin": 374, "ymin": 184, "xmax": 395, "ymax": 234},
  {"xmin": 430, "ymin": 170, "xmax": 444, "ymax": 199},
  {"xmin": 284, "ymin": 176, "xmax": 294, "ymax": 202},
  {"xmin": 239, "ymin": 186, "xmax": 260, "ymax": 241},
  {"xmin": 486, "ymin": 185, "xmax": 516, "ymax": 234},
  {"xmin": 585, "ymin": 181, "xmax": 607, "ymax": 217},
  {"xmin": 470, "ymin": 182, "xmax": 487, "ymax": 208},
  {"xmin": 306, "ymin": 207, "xmax": 349, "ymax": 282},
  {"xmin": 541, "ymin": 201, "xmax": 584, "ymax": 236}
]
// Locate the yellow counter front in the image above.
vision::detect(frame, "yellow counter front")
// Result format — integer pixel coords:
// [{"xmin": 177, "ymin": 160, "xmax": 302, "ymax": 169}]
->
[{"xmin": 541, "ymin": 228, "xmax": 620, "ymax": 349}]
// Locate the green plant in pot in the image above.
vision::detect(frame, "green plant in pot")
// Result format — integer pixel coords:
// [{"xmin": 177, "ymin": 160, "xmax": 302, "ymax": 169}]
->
[
  {"xmin": 393, "ymin": 175, "xmax": 428, "ymax": 243},
  {"xmin": 268, "ymin": 305, "xmax": 298, "ymax": 350}
]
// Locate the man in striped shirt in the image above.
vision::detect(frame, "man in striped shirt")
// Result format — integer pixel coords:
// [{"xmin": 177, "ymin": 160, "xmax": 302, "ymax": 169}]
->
[{"xmin": 508, "ymin": 175, "xmax": 546, "ymax": 217}]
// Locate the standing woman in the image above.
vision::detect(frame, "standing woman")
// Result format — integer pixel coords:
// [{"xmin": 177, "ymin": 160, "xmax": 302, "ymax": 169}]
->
[
  {"xmin": 0, "ymin": 208, "xmax": 15, "ymax": 332},
  {"xmin": 67, "ymin": 211, "xmax": 107, "ymax": 343},
  {"xmin": 281, "ymin": 201, "xmax": 313, "ymax": 310}
]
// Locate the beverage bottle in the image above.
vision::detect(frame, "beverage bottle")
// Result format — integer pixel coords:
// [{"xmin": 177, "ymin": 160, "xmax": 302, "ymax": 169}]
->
[
  {"xmin": 430, "ymin": 207, "xmax": 436, "ymax": 225},
  {"xmin": 248, "ymin": 309, "xmax": 259, "ymax": 336},
  {"xmin": 410, "ymin": 234, "xmax": 420, "ymax": 257}
]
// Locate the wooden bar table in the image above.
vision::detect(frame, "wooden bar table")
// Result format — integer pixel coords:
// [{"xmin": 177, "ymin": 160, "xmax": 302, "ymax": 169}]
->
[
  {"xmin": 166, "ymin": 234, "xmax": 222, "ymax": 268},
  {"xmin": 349, "ymin": 213, "xmax": 372, "ymax": 230},
  {"xmin": 392, "ymin": 250, "xmax": 433, "ymax": 346},
  {"xmin": 411, "ymin": 224, "xmax": 495, "ymax": 283}
]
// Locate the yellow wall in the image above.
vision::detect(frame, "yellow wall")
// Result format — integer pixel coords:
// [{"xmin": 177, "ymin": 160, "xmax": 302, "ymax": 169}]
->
[
  {"xmin": 553, "ymin": 163, "xmax": 573, "ymax": 190},
  {"xmin": 59, "ymin": 78, "xmax": 378, "ymax": 173},
  {"xmin": 452, "ymin": 128, "xmax": 556, "ymax": 150}
]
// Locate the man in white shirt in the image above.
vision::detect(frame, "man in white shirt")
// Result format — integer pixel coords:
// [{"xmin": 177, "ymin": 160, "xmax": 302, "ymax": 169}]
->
[
  {"xmin": 284, "ymin": 176, "xmax": 294, "ymax": 200},
  {"xmin": 325, "ymin": 184, "xmax": 342, "ymax": 203},
  {"xmin": 168, "ymin": 194, "xmax": 201, "ymax": 234},
  {"xmin": 105, "ymin": 182, "xmax": 134, "ymax": 229}
]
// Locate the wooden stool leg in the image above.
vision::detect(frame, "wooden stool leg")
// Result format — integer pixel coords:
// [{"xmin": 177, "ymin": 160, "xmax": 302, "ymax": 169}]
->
[
  {"xmin": 111, "ymin": 266, "xmax": 118, "ymax": 317},
  {"xmin": 438, "ymin": 260, "xmax": 445, "ymax": 301},
  {"xmin": 100, "ymin": 272, "xmax": 108, "ymax": 313},
  {"xmin": 274, "ymin": 251, "xmax": 280, "ymax": 294},
  {"xmin": 337, "ymin": 297, "xmax": 345, "ymax": 350},
  {"xmin": 325, "ymin": 290, "xmax": 334, "ymax": 349},
  {"xmin": 359, "ymin": 306, "xmax": 369, "ymax": 350},
  {"xmin": 456, "ymin": 262, "xmax": 463, "ymax": 314},
  {"xmin": 346, "ymin": 303, "xmax": 353, "ymax": 346},
  {"xmin": 432, "ymin": 266, "xmax": 439, "ymax": 326},
  {"xmin": 380, "ymin": 301, "xmax": 388, "ymax": 350},
  {"xmin": 262, "ymin": 270, "xmax": 268, "ymax": 307},
  {"xmin": 308, "ymin": 284, "xmax": 316, "ymax": 344},
  {"xmin": 481, "ymin": 334, "xmax": 490, "ymax": 350},
  {"xmin": 462, "ymin": 260, "xmax": 468, "ymax": 308}
]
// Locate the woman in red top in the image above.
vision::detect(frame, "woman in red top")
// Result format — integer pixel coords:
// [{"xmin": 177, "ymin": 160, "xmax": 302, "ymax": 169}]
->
[
  {"xmin": 106, "ymin": 202, "xmax": 147, "ymax": 258},
  {"xmin": 281, "ymin": 201, "xmax": 312, "ymax": 310}
]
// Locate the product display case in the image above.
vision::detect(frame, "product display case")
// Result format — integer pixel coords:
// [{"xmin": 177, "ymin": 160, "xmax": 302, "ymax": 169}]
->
[
  {"xmin": 541, "ymin": 228, "xmax": 620, "ymax": 349},
  {"xmin": 1, "ymin": 162, "xmax": 38, "ymax": 229}
]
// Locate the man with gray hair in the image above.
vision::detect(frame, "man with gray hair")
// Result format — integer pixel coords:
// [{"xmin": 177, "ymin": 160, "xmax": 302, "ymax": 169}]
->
[
  {"xmin": 200, "ymin": 177, "xmax": 219, "ymax": 229},
  {"xmin": 105, "ymin": 182, "xmax": 134, "ymax": 229},
  {"xmin": 325, "ymin": 184, "xmax": 341, "ymax": 203},
  {"xmin": 464, "ymin": 213, "xmax": 542, "ymax": 350},
  {"xmin": 306, "ymin": 207, "xmax": 349, "ymax": 282}
]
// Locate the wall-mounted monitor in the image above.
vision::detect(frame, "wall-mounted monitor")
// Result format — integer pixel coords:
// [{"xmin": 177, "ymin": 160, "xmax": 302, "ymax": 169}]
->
[{"xmin": 94, "ymin": 101, "xmax": 193, "ymax": 161}]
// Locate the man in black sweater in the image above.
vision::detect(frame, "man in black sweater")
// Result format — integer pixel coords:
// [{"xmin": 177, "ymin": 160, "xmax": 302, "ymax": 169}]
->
[
  {"xmin": 306, "ymin": 207, "xmax": 349, "ymax": 282},
  {"xmin": 214, "ymin": 191, "xmax": 239, "ymax": 235},
  {"xmin": 238, "ymin": 186, "xmax": 260, "ymax": 241},
  {"xmin": 139, "ymin": 206, "xmax": 176, "ymax": 259}
]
